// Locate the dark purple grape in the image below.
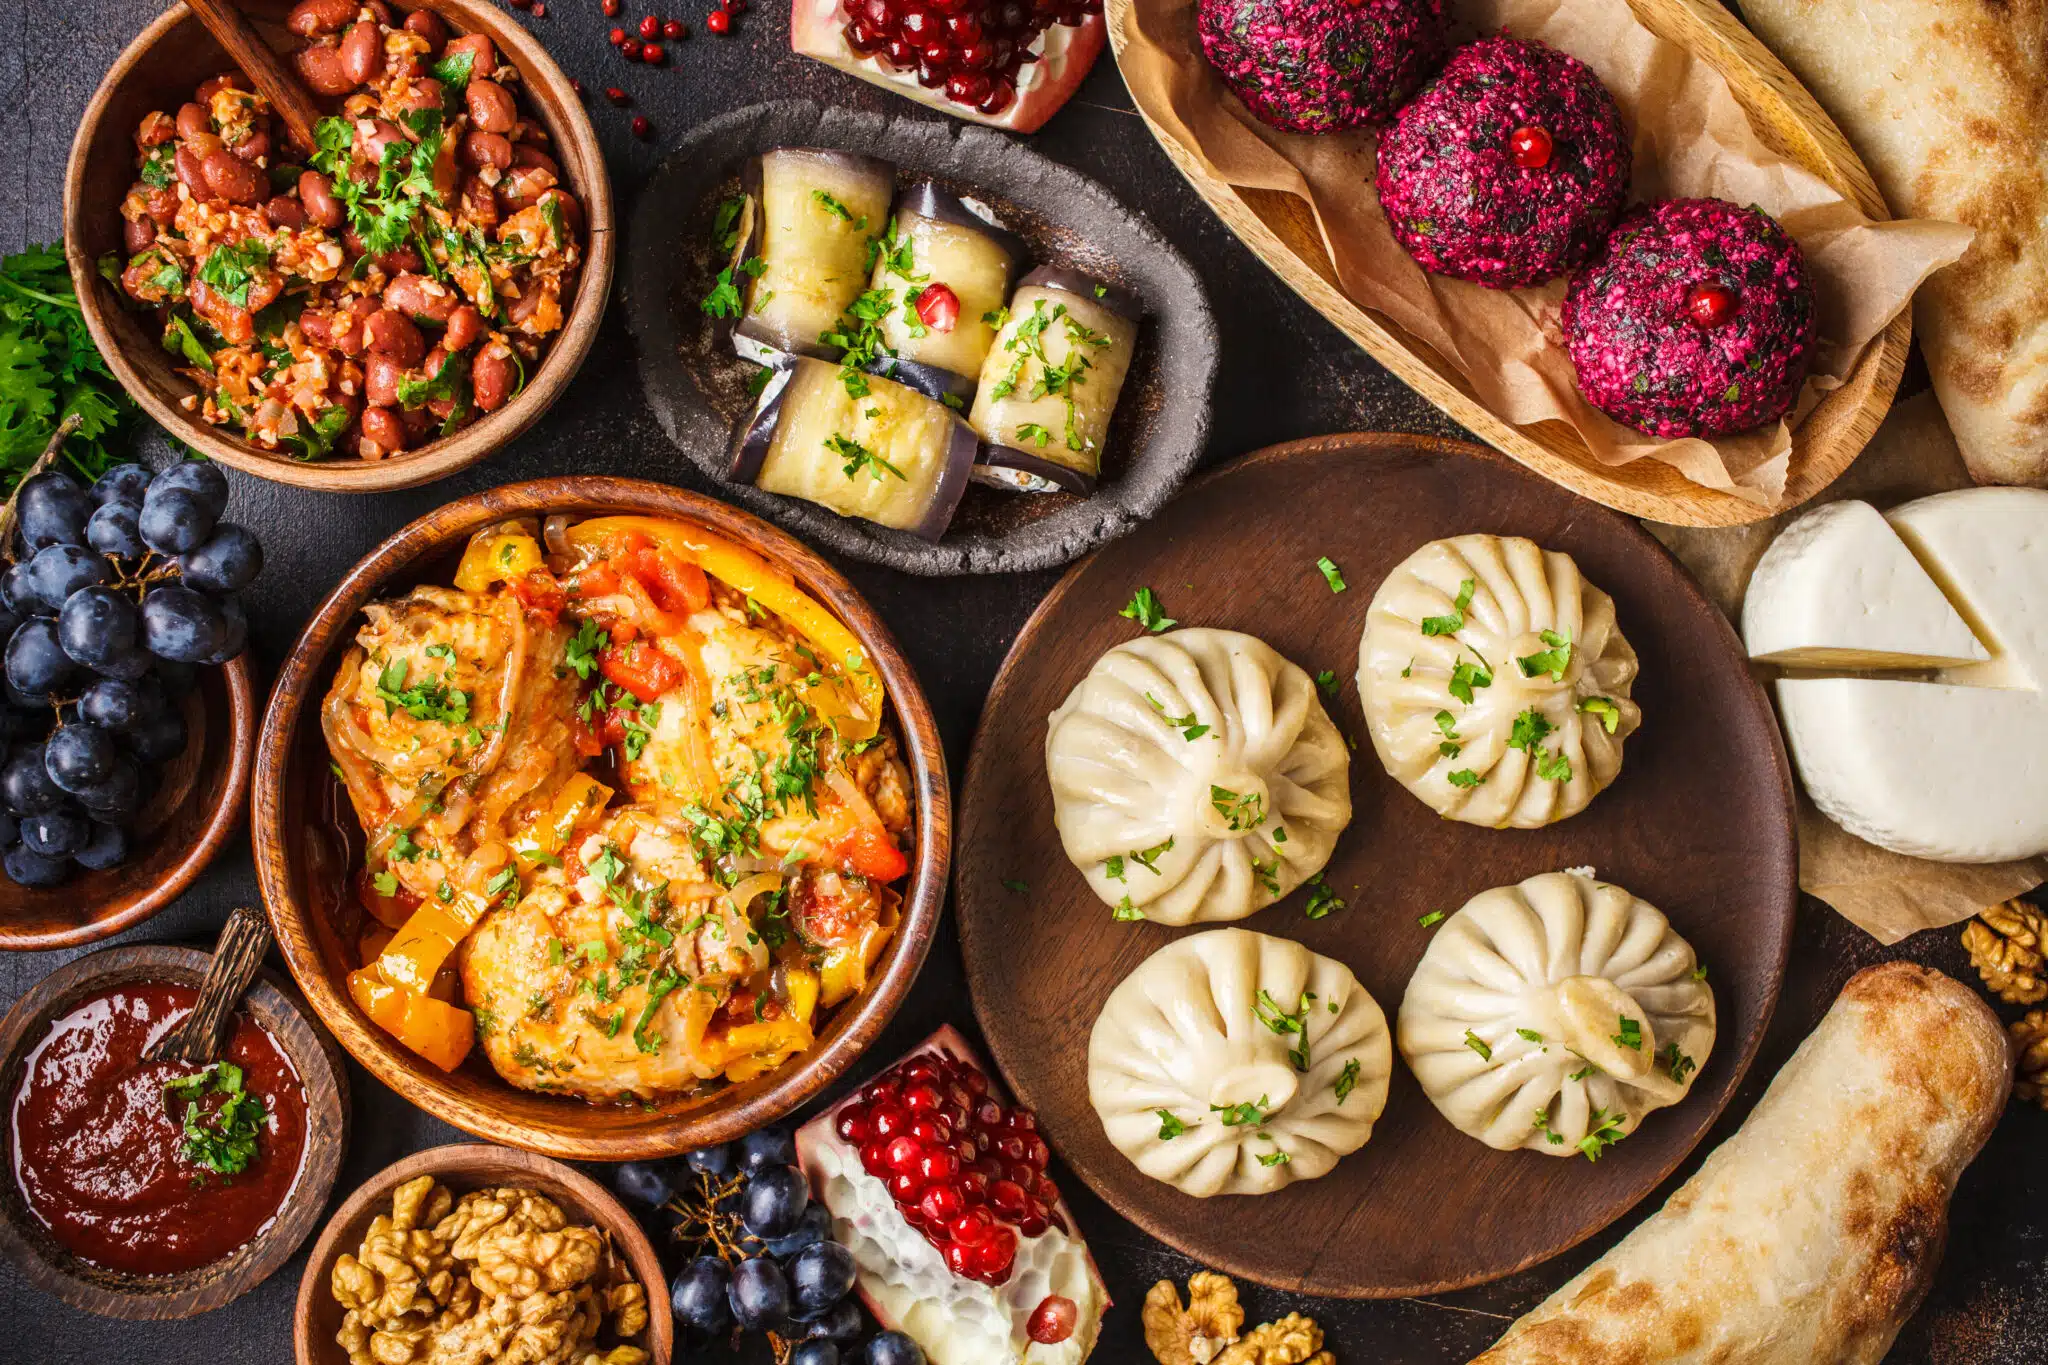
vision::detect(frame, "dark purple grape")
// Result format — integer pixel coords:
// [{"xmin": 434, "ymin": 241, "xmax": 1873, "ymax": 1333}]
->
[
  {"xmin": 44, "ymin": 722, "xmax": 115, "ymax": 794},
  {"xmin": 792, "ymin": 1343, "xmax": 841, "ymax": 1365},
  {"xmin": 23, "ymin": 544, "xmax": 107, "ymax": 615},
  {"xmin": 685, "ymin": 1144, "xmax": 736, "ymax": 1179},
  {"xmin": 92, "ymin": 464, "xmax": 154, "ymax": 506},
  {"xmin": 177, "ymin": 524, "xmax": 262, "ymax": 594},
  {"xmin": 149, "ymin": 461, "xmax": 230, "ymax": 520},
  {"xmin": 21, "ymin": 807, "xmax": 87, "ymax": 858},
  {"xmin": 742, "ymin": 1164, "xmax": 810, "ymax": 1239},
  {"xmin": 58, "ymin": 586, "xmax": 139, "ymax": 671},
  {"xmin": 138, "ymin": 489, "xmax": 217, "ymax": 556},
  {"xmin": 670, "ymin": 1256, "xmax": 733, "ymax": 1333},
  {"xmin": 728, "ymin": 1256, "xmax": 792, "ymax": 1331},
  {"xmin": 862, "ymin": 1332, "xmax": 926, "ymax": 1365},
  {"xmin": 75, "ymin": 756, "xmax": 142, "ymax": 821},
  {"xmin": 0, "ymin": 813, "xmax": 16, "ymax": 847},
  {"xmin": 741, "ymin": 1124, "xmax": 798, "ymax": 1173},
  {"xmin": 15, "ymin": 472, "xmax": 92, "ymax": 552},
  {"xmin": 4, "ymin": 843, "xmax": 71, "ymax": 887},
  {"xmin": 1, "ymin": 562, "xmax": 44, "ymax": 618},
  {"xmin": 803, "ymin": 1300, "xmax": 863, "ymax": 1343},
  {"xmin": 4, "ymin": 681, "xmax": 48, "ymax": 711},
  {"xmin": 789, "ymin": 1241, "xmax": 857, "ymax": 1315},
  {"xmin": 79, "ymin": 677, "xmax": 157, "ymax": 733},
  {"xmin": 765, "ymin": 1203, "xmax": 830, "ymax": 1258},
  {"xmin": 130, "ymin": 709, "xmax": 188, "ymax": 766},
  {"xmin": 140, "ymin": 585, "xmax": 226, "ymax": 663},
  {"xmin": 199, "ymin": 593, "xmax": 247, "ymax": 665},
  {"xmin": 74, "ymin": 820, "xmax": 129, "ymax": 871},
  {"xmin": 612, "ymin": 1161, "xmax": 677, "ymax": 1208},
  {"xmin": 86, "ymin": 501, "xmax": 145, "ymax": 559},
  {"xmin": 7, "ymin": 619, "xmax": 78, "ymax": 696}
]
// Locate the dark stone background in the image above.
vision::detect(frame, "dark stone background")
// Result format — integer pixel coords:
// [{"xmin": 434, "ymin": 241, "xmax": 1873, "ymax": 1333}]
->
[{"xmin": 1, "ymin": 3, "xmax": 2042, "ymax": 1360}]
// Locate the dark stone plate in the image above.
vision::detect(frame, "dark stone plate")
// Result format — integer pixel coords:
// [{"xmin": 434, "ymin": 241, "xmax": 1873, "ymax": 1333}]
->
[{"xmin": 624, "ymin": 99, "xmax": 1218, "ymax": 575}]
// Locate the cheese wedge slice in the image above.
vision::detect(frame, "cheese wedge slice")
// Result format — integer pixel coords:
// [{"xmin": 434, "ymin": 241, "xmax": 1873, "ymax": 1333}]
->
[
  {"xmin": 1885, "ymin": 487, "xmax": 2048, "ymax": 688},
  {"xmin": 1742, "ymin": 500, "xmax": 1989, "ymax": 669}
]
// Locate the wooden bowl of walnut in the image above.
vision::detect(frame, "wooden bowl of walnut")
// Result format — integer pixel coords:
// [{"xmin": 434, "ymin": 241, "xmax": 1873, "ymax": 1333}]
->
[{"xmin": 291, "ymin": 1144, "xmax": 671, "ymax": 1365}]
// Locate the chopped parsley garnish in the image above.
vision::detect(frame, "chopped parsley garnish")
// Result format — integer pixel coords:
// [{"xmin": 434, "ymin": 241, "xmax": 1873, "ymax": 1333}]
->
[
  {"xmin": 1249, "ymin": 857, "xmax": 1280, "ymax": 895},
  {"xmin": 1448, "ymin": 655, "xmax": 1493, "ymax": 705},
  {"xmin": 1119, "ymin": 586, "xmax": 1175, "ymax": 633},
  {"xmin": 195, "ymin": 238, "xmax": 272, "ymax": 310},
  {"xmin": 1660, "ymin": 1042, "xmax": 1696, "ymax": 1083},
  {"xmin": 1568, "ymin": 1062, "xmax": 1597, "ymax": 1081},
  {"xmin": 1578, "ymin": 695, "xmax": 1622, "ymax": 733},
  {"xmin": 1612, "ymin": 1015, "xmax": 1644, "ymax": 1050},
  {"xmin": 699, "ymin": 256, "xmax": 764, "ymax": 318},
  {"xmin": 1516, "ymin": 629, "xmax": 1573, "ymax": 682},
  {"xmin": 825, "ymin": 432, "xmax": 904, "ymax": 482},
  {"xmin": 1145, "ymin": 692, "xmax": 1209, "ymax": 741},
  {"xmin": 564, "ymin": 618, "xmax": 607, "ymax": 681},
  {"xmin": 390, "ymin": 828, "xmax": 425, "ymax": 862},
  {"xmin": 1446, "ymin": 769, "xmax": 1484, "ymax": 789},
  {"xmin": 1315, "ymin": 556, "xmax": 1347, "ymax": 593},
  {"xmin": 1015, "ymin": 421, "xmax": 1053, "ymax": 448},
  {"xmin": 1256, "ymin": 1149, "xmax": 1292, "ymax": 1168},
  {"xmin": 1209, "ymin": 1096, "xmax": 1271, "ymax": 1127},
  {"xmin": 1209, "ymin": 785, "xmax": 1265, "ymax": 831},
  {"xmin": 163, "ymin": 1062, "xmax": 265, "ymax": 1177},
  {"xmin": 1334, "ymin": 1058, "xmax": 1361, "ymax": 1104},
  {"xmin": 372, "ymin": 870, "xmax": 398, "ymax": 897},
  {"xmin": 1314, "ymin": 669, "xmax": 1340, "ymax": 699},
  {"xmin": 1516, "ymin": 1028, "xmax": 1545, "ymax": 1044},
  {"xmin": 711, "ymin": 194, "xmax": 746, "ymax": 254},
  {"xmin": 1532, "ymin": 1109, "xmax": 1566, "ymax": 1147},
  {"xmin": 1254, "ymin": 990, "xmax": 1312, "ymax": 1070},
  {"xmin": 1577, "ymin": 1109, "xmax": 1628, "ymax": 1162},
  {"xmin": 374, "ymin": 657, "xmax": 471, "ymax": 726},
  {"xmin": 1128, "ymin": 837, "xmax": 1174, "ymax": 874},
  {"xmin": 811, "ymin": 190, "xmax": 868, "ymax": 230},
  {"xmin": 1417, "ymin": 909, "xmax": 1445, "ymax": 928},
  {"xmin": 1112, "ymin": 896, "xmax": 1144, "ymax": 922},
  {"xmin": 1421, "ymin": 578, "xmax": 1477, "ymax": 637},
  {"xmin": 1463, "ymin": 1029, "xmax": 1493, "ymax": 1061},
  {"xmin": 1534, "ymin": 748, "xmax": 1573, "ymax": 782},
  {"xmin": 1434, "ymin": 708, "xmax": 1461, "ymax": 758},
  {"xmin": 632, "ymin": 969, "xmax": 684, "ymax": 1054},
  {"xmin": 1104, "ymin": 854, "xmax": 1126, "ymax": 882},
  {"xmin": 1156, "ymin": 1109, "xmax": 1190, "ymax": 1140},
  {"xmin": 1508, "ymin": 708, "xmax": 1554, "ymax": 752},
  {"xmin": 1303, "ymin": 874, "xmax": 1344, "ymax": 921},
  {"xmin": 1692, "ymin": 963, "xmax": 1709, "ymax": 982}
]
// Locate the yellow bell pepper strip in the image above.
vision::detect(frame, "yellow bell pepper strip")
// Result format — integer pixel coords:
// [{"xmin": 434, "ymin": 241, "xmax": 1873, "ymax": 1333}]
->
[
  {"xmin": 453, "ymin": 523, "xmax": 546, "ymax": 593},
  {"xmin": 371, "ymin": 842, "xmax": 517, "ymax": 996},
  {"xmin": 818, "ymin": 903, "xmax": 899, "ymax": 1009},
  {"xmin": 710, "ymin": 1014, "xmax": 816, "ymax": 1083},
  {"xmin": 565, "ymin": 516, "xmax": 882, "ymax": 741},
  {"xmin": 348, "ymin": 969, "xmax": 475, "ymax": 1072},
  {"xmin": 509, "ymin": 773, "xmax": 613, "ymax": 872}
]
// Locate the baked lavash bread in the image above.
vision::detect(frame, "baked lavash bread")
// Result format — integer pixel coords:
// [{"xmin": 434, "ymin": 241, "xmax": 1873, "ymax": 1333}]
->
[
  {"xmin": 1737, "ymin": 0, "xmax": 2048, "ymax": 486},
  {"xmin": 1469, "ymin": 961, "xmax": 2011, "ymax": 1364}
]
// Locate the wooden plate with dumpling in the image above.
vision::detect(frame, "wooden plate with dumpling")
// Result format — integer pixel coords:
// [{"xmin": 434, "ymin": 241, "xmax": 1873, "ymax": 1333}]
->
[{"xmin": 954, "ymin": 433, "xmax": 1797, "ymax": 1296}]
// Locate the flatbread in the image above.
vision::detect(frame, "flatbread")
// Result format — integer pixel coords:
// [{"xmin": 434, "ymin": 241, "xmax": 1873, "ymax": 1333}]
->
[
  {"xmin": 1468, "ymin": 962, "xmax": 2012, "ymax": 1365},
  {"xmin": 1738, "ymin": 0, "xmax": 2048, "ymax": 486}
]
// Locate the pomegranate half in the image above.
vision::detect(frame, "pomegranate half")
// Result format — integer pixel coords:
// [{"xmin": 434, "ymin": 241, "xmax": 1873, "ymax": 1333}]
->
[
  {"xmin": 790, "ymin": 0, "xmax": 1107, "ymax": 134},
  {"xmin": 797, "ymin": 1024, "xmax": 1108, "ymax": 1363}
]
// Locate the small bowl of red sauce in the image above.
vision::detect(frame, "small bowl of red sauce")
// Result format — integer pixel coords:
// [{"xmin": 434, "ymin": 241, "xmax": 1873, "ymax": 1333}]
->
[{"xmin": 0, "ymin": 942, "xmax": 346, "ymax": 1318}]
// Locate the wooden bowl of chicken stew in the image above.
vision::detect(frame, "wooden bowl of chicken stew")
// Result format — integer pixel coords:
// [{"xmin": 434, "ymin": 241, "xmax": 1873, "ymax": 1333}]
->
[
  {"xmin": 63, "ymin": 0, "xmax": 612, "ymax": 493},
  {"xmin": 253, "ymin": 477, "xmax": 948, "ymax": 1159}
]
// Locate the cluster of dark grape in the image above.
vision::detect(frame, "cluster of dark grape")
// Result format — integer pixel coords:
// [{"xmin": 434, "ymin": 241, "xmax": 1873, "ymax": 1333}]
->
[
  {"xmin": 612, "ymin": 1125, "xmax": 925, "ymax": 1365},
  {"xmin": 0, "ymin": 461, "xmax": 258, "ymax": 886}
]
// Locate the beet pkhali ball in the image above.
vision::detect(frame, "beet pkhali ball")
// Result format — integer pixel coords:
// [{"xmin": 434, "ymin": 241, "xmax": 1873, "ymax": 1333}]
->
[
  {"xmin": 1376, "ymin": 37, "xmax": 1629, "ymax": 288},
  {"xmin": 1198, "ymin": 0, "xmax": 1447, "ymax": 134},
  {"xmin": 1563, "ymin": 198, "xmax": 1817, "ymax": 439}
]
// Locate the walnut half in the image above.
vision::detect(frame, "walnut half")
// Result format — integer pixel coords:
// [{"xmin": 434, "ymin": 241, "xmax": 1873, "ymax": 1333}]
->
[
  {"xmin": 1144, "ymin": 1273, "xmax": 1246, "ymax": 1365},
  {"xmin": 1963, "ymin": 899, "xmax": 2048, "ymax": 1005},
  {"xmin": 1217, "ymin": 1313, "xmax": 1334, "ymax": 1365},
  {"xmin": 2013, "ymin": 1008, "xmax": 2048, "ymax": 1111}
]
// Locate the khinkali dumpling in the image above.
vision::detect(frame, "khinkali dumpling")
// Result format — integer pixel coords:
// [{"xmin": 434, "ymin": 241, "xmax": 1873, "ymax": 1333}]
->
[
  {"xmin": 1358, "ymin": 535, "xmax": 1641, "ymax": 828},
  {"xmin": 1046, "ymin": 629, "xmax": 1351, "ymax": 925},
  {"xmin": 1088, "ymin": 928, "xmax": 1391, "ymax": 1196},
  {"xmin": 1398, "ymin": 871, "xmax": 1715, "ymax": 1158}
]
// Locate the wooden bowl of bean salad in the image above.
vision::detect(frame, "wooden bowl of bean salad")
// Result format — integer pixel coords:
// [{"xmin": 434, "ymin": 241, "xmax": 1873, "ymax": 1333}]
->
[{"xmin": 62, "ymin": 0, "xmax": 613, "ymax": 493}]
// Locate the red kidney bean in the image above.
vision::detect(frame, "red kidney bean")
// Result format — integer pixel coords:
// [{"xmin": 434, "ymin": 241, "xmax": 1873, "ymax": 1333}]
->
[
  {"xmin": 364, "ymin": 353, "xmax": 405, "ymax": 407},
  {"xmin": 264, "ymin": 194, "xmax": 307, "ymax": 229},
  {"xmin": 298, "ymin": 308, "xmax": 336, "ymax": 347},
  {"xmin": 174, "ymin": 146, "xmax": 214, "ymax": 199},
  {"xmin": 201, "ymin": 149, "xmax": 266, "ymax": 205},
  {"xmin": 418, "ymin": 345, "xmax": 447, "ymax": 381},
  {"xmin": 339, "ymin": 20, "xmax": 382, "ymax": 84},
  {"xmin": 461, "ymin": 129, "xmax": 512, "ymax": 172},
  {"xmin": 398, "ymin": 403, "xmax": 436, "ymax": 439},
  {"xmin": 360, "ymin": 406, "xmax": 408, "ymax": 454},
  {"xmin": 287, "ymin": 0, "xmax": 357, "ymax": 37},
  {"xmin": 441, "ymin": 33, "xmax": 496, "ymax": 77},
  {"xmin": 143, "ymin": 185, "xmax": 179, "ymax": 226},
  {"xmin": 120, "ymin": 255, "xmax": 163, "ymax": 301},
  {"xmin": 459, "ymin": 175, "xmax": 500, "ymax": 230},
  {"xmin": 137, "ymin": 111, "xmax": 177, "ymax": 147},
  {"xmin": 465, "ymin": 80, "xmax": 516, "ymax": 134},
  {"xmin": 122, "ymin": 217, "xmax": 157, "ymax": 253},
  {"xmin": 193, "ymin": 73, "xmax": 245, "ymax": 101},
  {"xmin": 354, "ymin": 118, "xmax": 407, "ymax": 165},
  {"xmin": 403, "ymin": 9, "xmax": 448, "ymax": 49},
  {"xmin": 366, "ymin": 0, "xmax": 396, "ymax": 24},
  {"xmin": 364, "ymin": 309, "xmax": 426, "ymax": 366},
  {"xmin": 442, "ymin": 305, "xmax": 484, "ymax": 353},
  {"xmin": 298, "ymin": 171, "xmax": 345, "ymax": 229},
  {"xmin": 506, "ymin": 282, "xmax": 549, "ymax": 328},
  {"xmin": 175, "ymin": 102, "xmax": 213, "ymax": 142},
  {"xmin": 387, "ymin": 77, "xmax": 443, "ymax": 117},
  {"xmin": 384, "ymin": 272, "xmax": 458, "ymax": 323},
  {"xmin": 471, "ymin": 344, "xmax": 514, "ymax": 412},
  {"xmin": 380, "ymin": 246, "xmax": 424, "ymax": 274},
  {"xmin": 294, "ymin": 42, "xmax": 358, "ymax": 96},
  {"xmin": 331, "ymin": 298, "xmax": 376, "ymax": 356},
  {"xmin": 231, "ymin": 128, "xmax": 271, "ymax": 165},
  {"xmin": 191, "ymin": 281, "xmax": 255, "ymax": 345}
]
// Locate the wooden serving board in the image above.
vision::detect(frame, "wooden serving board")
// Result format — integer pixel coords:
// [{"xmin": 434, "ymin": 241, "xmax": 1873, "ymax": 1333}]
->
[
  {"xmin": 1102, "ymin": 0, "xmax": 1909, "ymax": 529},
  {"xmin": 954, "ymin": 434, "xmax": 1798, "ymax": 1296}
]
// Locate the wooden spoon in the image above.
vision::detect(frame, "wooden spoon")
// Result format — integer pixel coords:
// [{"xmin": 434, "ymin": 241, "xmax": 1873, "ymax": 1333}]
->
[
  {"xmin": 146, "ymin": 905, "xmax": 275, "ymax": 1064},
  {"xmin": 180, "ymin": 0, "xmax": 325, "ymax": 154}
]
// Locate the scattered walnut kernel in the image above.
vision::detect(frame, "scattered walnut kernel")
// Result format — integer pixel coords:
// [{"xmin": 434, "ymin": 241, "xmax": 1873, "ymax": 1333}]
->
[
  {"xmin": 1144, "ymin": 1272, "xmax": 1247, "ymax": 1365},
  {"xmin": 1963, "ymin": 899, "xmax": 2048, "ymax": 1005},
  {"xmin": 2013, "ymin": 1009, "xmax": 2048, "ymax": 1111},
  {"xmin": 1217, "ymin": 1313, "xmax": 1334, "ymax": 1365},
  {"xmin": 330, "ymin": 1179, "xmax": 649, "ymax": 1365}
]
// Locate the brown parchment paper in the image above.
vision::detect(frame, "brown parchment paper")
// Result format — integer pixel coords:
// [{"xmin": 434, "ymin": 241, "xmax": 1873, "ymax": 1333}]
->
[
  {"xmin": 1653, "ymin": 393, "xmax": 2048, "ymax": 944},
  {"xmin": 1117, "ymin": 0, "xmax": 1974, "ymax": 506}
]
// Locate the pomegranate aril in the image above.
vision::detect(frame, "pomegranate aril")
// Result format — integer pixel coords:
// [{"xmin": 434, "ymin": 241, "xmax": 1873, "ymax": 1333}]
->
[
  {"xmin": 883, "ymin": 37, "xmax": 917, "ymax": 66},
  {"xmin": 1021, "ymin": 1136, "xmax": 1050, "ymax": 1169},
  {"xmin": 847, "ymin": 18, "xmax": 883, "ymax": 50},
  {"xmin": 603, "ymin": 0, "xmax": 620, "ymax": 12},
  {"xmin": 902, "ymin": 1082, "xmax": 942, "ymax": 1112},
  {"xmin": 642, "ymin": 41, "xmax": 664, "ymax": 61},
  {"xmin": 949, "ymin": 1207, "xmax": 994, "ymax": 1244},
  {"xmin": 860, "ymin": 1141, "xmax": 892, "ymax": 1175},
  {"xmin": 990, "ymin": 1178, "xmax": 1030, "ymax": 1217},
  {"xmin": 900, "ymin": 9, "xmax": 939, "ymax": 39},
  {"xmin": 631, "ymin": 115, "xmax": 651, "ymax": 138},
  {"xmin": 837, "ymin": 1104, "xmax": 873, "ymax": 1144},
  {"xmin": 639, "ymin": 13, "xmax": 660, "ymax": 35},
  {"xmin": 664, "ymin": 16, "xmax": 686, "ymax": 34},
  {"xmin": 978, "ymin": 79, "xmax": 1016, "ymax": 115},
  {"xmin": 909, "ymin": 1115, "xmax": 951, "ymax": 1146},
  {"xmin": 1028, "ymin": 1295, "xmax": 1079, "ymax": 1346},
  {"xmin": 705, "ymin": 6, "xmax": 729, "ymax": 30},
  {"xmin": 603, "ymin": 85, "xmax": 630, "ymax": 103},
  {"xmin": 958, "ymin": 1170, "xmax": 990, "ymax": 1201},
  {"xmin": 944, "ymin": 13, "xmax": 982, "ymax": 39},
  {"xmin": 621, "ymin": 38, "xmax": 643, "ymax": 57},
  {"xmin": 862, "ymin": 1077, "xmax": 900, "ymax": 1105},
  {"xmin": 1009, "ymin": 1109, "xmax": 1039, "ymax": 1133},
  {"xmin": 1015, "ymin": 1210, "xmax": 1049, "ymax": 1238},
  {"xmin": 971, "ymin": 1227, "xmax": 1017, "ymax": 1281},
  {"xmin": 920, "ymin": 1184, "xmax": 965, "ymax": 1223},
  {"xmin": 887, "ymin": 1169, "xmax": 925, "ymax": 1200},
  {"xmin": 885, "ymin": 1135, "xmax": 925, "ymax": 1173},
  {"xmin": 872, "ymin": 1105, "xmax": 912, "ymax": 1140},
  {"xmin": 944, "ymin": 1241, "xmax": 974, "ymax": 1274},
  {"xmin": 918, "ymin": 1149, "xmax": 961, "ymax": 1184},
  {"xmin": 608, "ymin": 25, "xmax": 626, "ymax": 42},
  {"xmin": 974, "ymin": 1101, "xmax": 1004, "ymax": 1128},
  {"xmin": 961, "ymin": 1069, "xmax": 988, "ymax": 1097}
]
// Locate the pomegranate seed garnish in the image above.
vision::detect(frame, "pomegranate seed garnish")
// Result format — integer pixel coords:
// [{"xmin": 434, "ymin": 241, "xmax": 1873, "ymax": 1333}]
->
[
  {"xmin": 975, "ymin": 1101, "xmax": 1003, "ymax": 1128},
  {"xmin": 918, "ymin": 1149, "xmax": 961, "ymax": 1184},
  {"xmin": 531, "ymin": 2, "xmax": 545, "ymax": 15},
  {"xmin": 909, "ymin": 1115, "xmax": 950, "ymax": 1146},
  {"xmin": 860, "ymin": 1140, "xmax": 891, "ymax": 1175},
  {"xmin": 642, "ymin": 41, "xmax": 664, "ymax": 61},
  {"xmin": 864, "ymin": 1077, "xmax": 901, "ymax": 1104},
  {"xmin": 570, "ymin": 77, "xmax": 585, "ymax": 95},
  {"xmin": 706, "ymin": 7, "xmax": 730, "ymax": 30},
  {"xmin": 1687, "ymin": 283, "xmax": 1737, "ymax": 329},
  {"xmin": 1028, "ymin": 1295, "xmax": 1079, "ymax": 1345},
  {"xmin": 838, "ymin": 1103, "xmax": 872, "ymax": 1144},
  {"xmin": 885, "ymin": 1135, "xmax": 924, "ymax": 1173},
  {"xmin": 603, "ymin": 0, "xmax": 620, "ymax": 12},
  {"xmin": 872, "ymin": 1105, "xmax": 912, "ymax": 1140},
  {"xmin": 664, "ymin": 17, "xmax": 686, "ymax": 35},
  {"xmin": 1509, "ymin": 124, "xmax": 1554, "ymax": 170},
  {"xmin": 887, "ymin": 1169, "xmax": 924, "ymax": 1200},
  {"xmin": 971, "ymin": 1228, "xmax": 1017, "ymax": 1280},
  {"xmin": 639, "ymin": 13, "xmax": 661, "ymax": 35},
  {"xmin": 631, "ymin": 115, "xmax": 651, "ymax": 138},
  {"xmin": 603, "ymin": 85, "xmax": 630, "ymax": 103},
  {"xmin": 608, "ymin": 24, "xmax": 626, "ymax": 41},
  {"xmin": 903, "ymin": 1082, "xmax": 942, "ymax": 1112},
  {"xmin": 959, "ymin": 1169, "xmax": 989, "ymax": 1201},
  {"xmin": 621, "ymin": 37, "xmax": 643, "ymax": 57},
  {"xmin": 961, "ymin": 1070, "xmax": 987, "ymax": 1097},
  {"xmin": 990, "ymin": 1178, "xmax": 1030, "ymax": 1217},
  {"xmin": 944, "ymin": 1242, "xmax": 973, "ymax": 1274},
  {"xmin": 921, "ymin": 1184, "xmax": 965, "ymax": 1222},
  {"xmin": 1021, "ymin": 1135, "xmax": 1050, "ymax": 1169},
  {"xmin": 950, "ymin": 1207, "xmax": 994, "ymax": 1244}
]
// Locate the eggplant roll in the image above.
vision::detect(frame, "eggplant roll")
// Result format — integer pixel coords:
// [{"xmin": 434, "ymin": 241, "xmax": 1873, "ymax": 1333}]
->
[
  {"xmin": 736, "ymin": 149, "xmax": 895, "ymax": 359},
  {"xmin": 730, "ymin": 357, "xmax": 975, "ymax": 541},
  {"xmin": 969, "ymin": 267, "xmax": 1142, "ymax": 493},
  {"xmin": 871, "ymin": 183, "xmax": 1028, "ymax": 382}
]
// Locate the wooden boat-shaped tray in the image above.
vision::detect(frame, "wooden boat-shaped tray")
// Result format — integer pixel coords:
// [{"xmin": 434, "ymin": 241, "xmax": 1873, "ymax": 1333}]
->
[{"xmin": 1103, "ymin": 0, "xmax": 1909, "ymax": 528}]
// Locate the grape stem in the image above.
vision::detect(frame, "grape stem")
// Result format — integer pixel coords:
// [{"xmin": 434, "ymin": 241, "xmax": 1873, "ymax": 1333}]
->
[{"xmin": 0, "ymin": 412, "xmax": 82, "ymax": 564}]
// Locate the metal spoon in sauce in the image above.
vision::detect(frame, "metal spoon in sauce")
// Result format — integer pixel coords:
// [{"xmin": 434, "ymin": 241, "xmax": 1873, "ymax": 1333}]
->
[{"xmin": 145, "ymin": 905, "xmax": 275, "ymax": 1065}]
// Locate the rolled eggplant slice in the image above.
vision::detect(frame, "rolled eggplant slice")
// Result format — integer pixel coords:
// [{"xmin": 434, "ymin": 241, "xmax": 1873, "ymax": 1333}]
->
[
  {"xmin": 969, "ymin": 267, "xmax": 1142, "ymax": 494},
  {"xmin": 870, "ymin": 183, "xmax": 1029, "ymax": 383},
  {"xmin": 734, "ymin": 149, "xmax": 895, "ymax": 360},
  {"xmin": 730, "ymin": 356, "xmax": 975, "ymax": 541}
]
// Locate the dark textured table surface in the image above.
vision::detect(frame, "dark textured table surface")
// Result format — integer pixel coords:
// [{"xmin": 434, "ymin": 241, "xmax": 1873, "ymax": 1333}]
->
[{"xmin": 2, "ymin": 3, "xmax": 2043, "ymax": 1361}]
